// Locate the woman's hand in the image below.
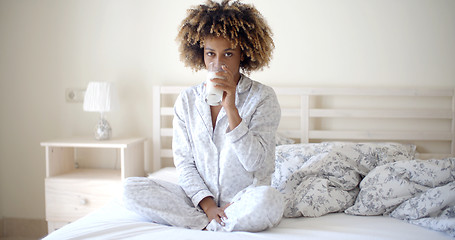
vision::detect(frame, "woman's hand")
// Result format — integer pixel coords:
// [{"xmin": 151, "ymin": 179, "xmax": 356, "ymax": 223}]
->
[
  {"xmin": 211, "ymin": 65, "xmax": 242, "ymax": 131},
  {"xmin": 204, "ymin": 205, "xmax": 229, "ymax": 226},
  {"xmin": 212, "ymin": 65, "xmax": 238, "ymax": 110},
  {"xmin": 199, "ymin": 197, "xmax": 231, "ymax": 226}
]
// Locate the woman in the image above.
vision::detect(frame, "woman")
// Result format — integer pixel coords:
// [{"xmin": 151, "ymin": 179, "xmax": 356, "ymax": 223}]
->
[{"xmin": 123, "ymin": 0, "xmax": 283, "ymax": 232}]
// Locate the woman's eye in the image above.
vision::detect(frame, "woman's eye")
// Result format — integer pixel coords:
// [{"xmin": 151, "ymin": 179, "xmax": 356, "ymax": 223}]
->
[
  {"xmin": 225, "ymin": 52, "xmax": 233, "ymax": 57},
  {"xmin": 206, "ymin": 52, "xmax": 214, "ymax": 57}
]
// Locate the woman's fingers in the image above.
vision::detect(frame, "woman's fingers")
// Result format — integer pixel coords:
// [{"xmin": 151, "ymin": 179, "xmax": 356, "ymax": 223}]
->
[{"xmin": 221, "ymin": 202, "xmax": 232, "ymax": 210}]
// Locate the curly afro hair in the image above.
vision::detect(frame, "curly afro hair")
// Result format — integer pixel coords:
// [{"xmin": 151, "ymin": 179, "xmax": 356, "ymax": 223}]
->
[{"xmin": 176, "ymin": 0, "xmax": 274, "ymax": 74}]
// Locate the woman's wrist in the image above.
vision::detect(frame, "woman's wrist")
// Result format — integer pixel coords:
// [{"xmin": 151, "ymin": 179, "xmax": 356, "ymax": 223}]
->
[
  {"xmin": 199, "ymin": 197, "xmax": 217, "ymax": 213},
  {"xmin": 226, "ymin": 107, "xmax": 241, "ymax": 131}
]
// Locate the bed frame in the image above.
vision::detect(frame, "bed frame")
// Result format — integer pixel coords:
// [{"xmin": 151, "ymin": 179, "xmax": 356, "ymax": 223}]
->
[
  {"xmin": 43, "ymin": 85, "xmax": 455, "ymax": 240},
  {"xmin": 152, "ymin": 86, "xmax": 455, "ymax": 171}
]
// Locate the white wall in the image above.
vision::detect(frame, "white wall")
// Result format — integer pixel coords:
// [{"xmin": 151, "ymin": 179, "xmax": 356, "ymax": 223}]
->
[{"xmin": 0, "ymin": 0, "xmax": 454, "ymax": 220}]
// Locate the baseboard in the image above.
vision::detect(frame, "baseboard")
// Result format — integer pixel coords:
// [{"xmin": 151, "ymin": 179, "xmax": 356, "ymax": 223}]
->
[
  {"xmin": 2, "ymin": 217, "xmax": 47, "ymax": 238},
  {"xmin": 1, "ymin": 218, "xmax": 3, "ymax": 237}
]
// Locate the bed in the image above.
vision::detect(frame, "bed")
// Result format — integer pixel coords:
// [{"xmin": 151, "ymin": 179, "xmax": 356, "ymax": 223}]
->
[{"xmin": 44, "ymin": 86, "xmax": 455, "ymax": 240}]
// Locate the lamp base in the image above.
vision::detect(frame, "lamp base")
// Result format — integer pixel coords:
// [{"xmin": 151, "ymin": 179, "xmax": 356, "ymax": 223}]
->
[{"xmin": 94, "ymin": 117, "xmax": 112, "ymax": 140}]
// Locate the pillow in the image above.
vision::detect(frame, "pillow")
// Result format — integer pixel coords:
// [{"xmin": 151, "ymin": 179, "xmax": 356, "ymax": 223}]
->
[
  {"xmin": 272, "ymin": 142, "xmax": 332, "ymax": 191},
  {"xmin": 273, "ymin": 141, "xmax": 416, "ymax": 188},
  {"xmin": 272, "ymin": 141, "xmax": 417, "ymax": 217},
  {"xmin": 279, "ymin": 151, "xmax": 360, "ymax": 217},
  {"xmin": 345, "ymin": 158, "xmax": 455, "ymax": 216},
  {"xmin": 390, "ymin": 181, "xmax": 455, "ymax": 220},
  {"xmin": 323, "ymin": 142, "xmax": 417, "ymax": 176}
]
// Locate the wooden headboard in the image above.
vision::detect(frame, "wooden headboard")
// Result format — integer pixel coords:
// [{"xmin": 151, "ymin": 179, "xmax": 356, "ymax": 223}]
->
[{"xmin": 152, "ymin": 86, "xmax": 455, "ymax": 171}]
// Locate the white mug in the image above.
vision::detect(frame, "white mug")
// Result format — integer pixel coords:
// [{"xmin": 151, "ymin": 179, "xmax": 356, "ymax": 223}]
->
[{"xmin": 205, "ymin": 62, "xmax": 225, "ymax": 106}]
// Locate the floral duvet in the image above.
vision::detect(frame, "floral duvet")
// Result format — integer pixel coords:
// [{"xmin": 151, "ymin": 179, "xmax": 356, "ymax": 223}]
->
[{"xmin": 272, "ymin": 142, "xmax": 455, "ymax": 237}]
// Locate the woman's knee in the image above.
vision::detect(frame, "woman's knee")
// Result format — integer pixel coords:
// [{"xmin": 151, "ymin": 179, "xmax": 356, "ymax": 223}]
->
[
  {"xmin": 255, "ymin": 186, "xmax": 285, "ymax": 222},
  {"xmin": 225, "ymin": 186, "xmax": 284, "ymax": 231}
]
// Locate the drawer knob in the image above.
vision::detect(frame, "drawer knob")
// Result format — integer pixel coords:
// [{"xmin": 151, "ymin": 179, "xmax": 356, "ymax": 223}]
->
[{"xmin": 79, "ymin": 198, "xmax": 88, "ymax": 205}]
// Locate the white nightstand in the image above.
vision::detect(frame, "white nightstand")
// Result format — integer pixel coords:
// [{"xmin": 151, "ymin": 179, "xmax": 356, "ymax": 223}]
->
[{"xmin": 40, "ymin": 137, "xmax": 146, "ymax": 233}]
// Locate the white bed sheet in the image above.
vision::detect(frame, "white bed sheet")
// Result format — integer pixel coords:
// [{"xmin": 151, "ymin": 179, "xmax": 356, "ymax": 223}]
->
[
  {"xmin": 44, "ymin": 197, "xmax": 451, "ymax": 240},
  {"xmin": 43, "ymin": 168, "xmax": 452, "ymax": 240}
]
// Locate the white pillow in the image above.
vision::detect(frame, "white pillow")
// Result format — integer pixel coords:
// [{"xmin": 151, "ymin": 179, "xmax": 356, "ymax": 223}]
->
[
  {"xmin": 345, "ymin": 158, "xmax": 454, "ymax": 216},
  {"xmin": 272, "ymin": 142, "xmax": 417, "ymax": 217},
  {"xmin": 273, "ymin": 141, "xmax": 416, "ymax": 189}
]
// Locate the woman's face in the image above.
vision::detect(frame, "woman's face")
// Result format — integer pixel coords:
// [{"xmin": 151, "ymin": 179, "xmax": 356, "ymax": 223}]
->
[{"xmin": 204, "ymin": 37, "xmax": 242, "ymax": 80}]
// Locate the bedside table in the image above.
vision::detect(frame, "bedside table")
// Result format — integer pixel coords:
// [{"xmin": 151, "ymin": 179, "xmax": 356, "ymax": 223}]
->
[{"xmin": 40, "ymin": 137, "xmax": 146, "ymax": 233}]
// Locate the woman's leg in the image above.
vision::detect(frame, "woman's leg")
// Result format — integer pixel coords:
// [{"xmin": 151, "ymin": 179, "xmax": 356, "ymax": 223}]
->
[
  {"xmin": 123, "ymin": 177, "xmax": 209, "ymax": 229},
  {"xmin": 207, "ymin": 186, "xmax": 284, "ymax": 232}
]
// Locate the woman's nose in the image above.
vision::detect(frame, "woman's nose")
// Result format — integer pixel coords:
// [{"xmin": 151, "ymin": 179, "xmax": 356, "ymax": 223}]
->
[{"xmin": 214, "ymin": 57, "xmax": 222, "ymax": 65}]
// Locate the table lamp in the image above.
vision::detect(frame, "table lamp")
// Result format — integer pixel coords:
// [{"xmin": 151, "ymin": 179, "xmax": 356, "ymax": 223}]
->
[{"xmin": 83, "ymin": 82, "xmax": 113, "ymax": 140}]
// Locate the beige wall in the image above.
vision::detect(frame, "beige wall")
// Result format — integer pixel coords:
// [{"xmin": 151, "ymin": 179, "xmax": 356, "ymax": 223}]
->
[{"xmin": 0, "ymin": 0, "xmax": 454, "ymax": 220}]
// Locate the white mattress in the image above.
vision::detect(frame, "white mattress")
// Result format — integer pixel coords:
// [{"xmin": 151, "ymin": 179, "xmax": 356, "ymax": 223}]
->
[{"xmin": 43, "ymin": 168, "xmax": 452, "ymax": 240}]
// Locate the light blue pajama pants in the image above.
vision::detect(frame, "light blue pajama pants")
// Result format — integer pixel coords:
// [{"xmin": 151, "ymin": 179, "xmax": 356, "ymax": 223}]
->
[{"xmin": 123, "ymin": 177, "xmax": 284, "ymax": 232}]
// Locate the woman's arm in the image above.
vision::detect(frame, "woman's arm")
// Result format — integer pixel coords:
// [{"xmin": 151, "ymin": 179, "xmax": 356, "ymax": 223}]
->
[
  {"xmin": 226, "ymin": 86, "xmax": 281, "ymax": 174},
  {"xmin": 173, "ymin": 93, "xmax": 214, "ymax": 208}
]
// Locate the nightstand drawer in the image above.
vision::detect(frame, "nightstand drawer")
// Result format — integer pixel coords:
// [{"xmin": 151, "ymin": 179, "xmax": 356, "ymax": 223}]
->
[{"xmin": 45, "ymin": 169, "xmax": 121, "ymax": 222}]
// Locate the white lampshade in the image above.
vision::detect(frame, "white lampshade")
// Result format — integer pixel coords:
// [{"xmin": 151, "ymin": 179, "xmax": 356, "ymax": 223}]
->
[
  {"xmin": 83, "ymin": 81, "xmax": 114, "ymax": 140},
  {"xmin": 83, "ymin": 82, "xmax": 113, "ymax": 113}
]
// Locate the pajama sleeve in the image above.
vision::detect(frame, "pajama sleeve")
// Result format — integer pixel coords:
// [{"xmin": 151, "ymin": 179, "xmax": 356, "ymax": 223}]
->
[
  {"xmin": 225, "ymin": 86, "xmax": 281, "ymax": 183},
  {"xmin": 172, "ymin": 94, "xmax": 214, "ymax": 208}
]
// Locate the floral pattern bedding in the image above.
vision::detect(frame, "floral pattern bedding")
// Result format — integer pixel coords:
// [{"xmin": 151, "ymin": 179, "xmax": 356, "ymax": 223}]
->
[{"xmin": 272, "ymin": 142, "xmax": 455, "ymax": 237}]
